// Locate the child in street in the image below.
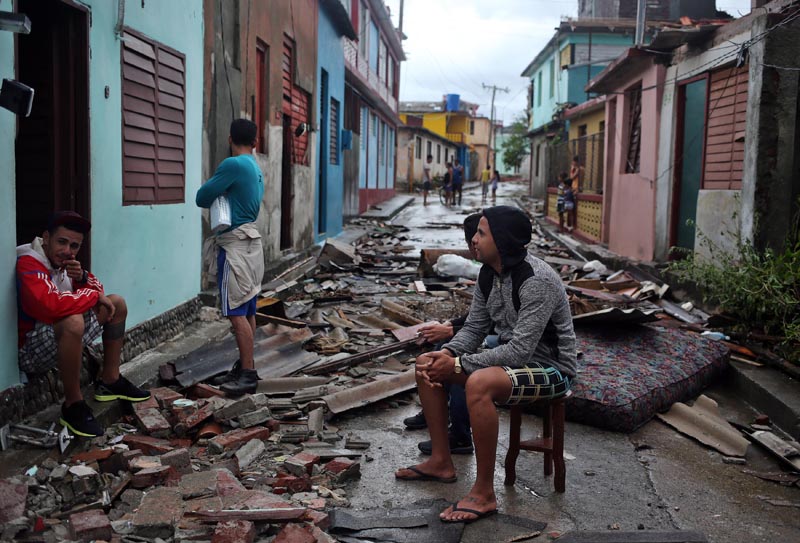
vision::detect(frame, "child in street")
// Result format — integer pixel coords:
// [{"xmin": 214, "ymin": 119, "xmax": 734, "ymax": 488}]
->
[
  {"xmin": 422, "ymin": 154, "xmax": 433, "ymax": 206},
  {"xmin": 481, "ymin": 164, "xmax": 491, "ymax": 203},
  {"xmin": 563, "ymin": 176, "xmax": 576, "ymax": 232},
  {"xmin": 490, "ymin": 170, "xmax": 500, "ymax": 201},
  {"xmin": 557, "ymin": 171, "xmax": 568, "ymax": 232},
  {"xmin": 443, "ymin": 162, "xmax": 454, "ymax": 206}
]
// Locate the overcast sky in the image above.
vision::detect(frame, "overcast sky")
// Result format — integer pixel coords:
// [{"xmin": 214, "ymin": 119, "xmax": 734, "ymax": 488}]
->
[{"xmin": 384, "ymin": 0, "xmax": 755, "ymax": 125}]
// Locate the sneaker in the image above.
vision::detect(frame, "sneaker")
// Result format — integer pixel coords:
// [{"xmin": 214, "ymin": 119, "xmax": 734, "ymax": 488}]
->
[
  {"xmin": 403, "ymin": 410, "xmax": 427, "ymax": 430},
  {"xmin": 209, "ymin": 359, "xmax": 242, "ymax": 386},
  {"xmin": 219, "ymin": 368, "xmax": 259, "ymax": 397},
  {"xmin": 59, "ymin": 400, "xmax": 104, "ymax": 438},
  {"xmin": 94, "ymin": 375, "xmax": 151, "ymax": 402},
  {"xmin": 418, "ymin": 434, "xmax": 474, "ymax": 455}
]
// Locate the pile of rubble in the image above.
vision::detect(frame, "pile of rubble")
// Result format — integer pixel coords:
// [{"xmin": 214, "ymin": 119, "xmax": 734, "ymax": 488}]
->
[{"xmin": 0, "ymin": 385, "xmax": 370, "ymax": 542}]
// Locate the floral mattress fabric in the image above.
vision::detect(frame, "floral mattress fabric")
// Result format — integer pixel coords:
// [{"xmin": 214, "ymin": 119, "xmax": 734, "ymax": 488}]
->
[{"xmin": 566, "ymin": 324, "xmax": 730, "ymax": 433}]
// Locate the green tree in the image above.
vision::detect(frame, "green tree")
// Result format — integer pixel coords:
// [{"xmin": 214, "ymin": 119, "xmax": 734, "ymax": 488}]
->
[{"xmin": 500, "ymin": 115, "xmax": 528, "ymax": 172}]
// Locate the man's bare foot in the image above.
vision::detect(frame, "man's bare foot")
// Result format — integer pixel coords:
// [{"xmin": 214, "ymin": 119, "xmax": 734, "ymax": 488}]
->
[
  {"xmin": 440, "ymin": 493, "xmax": 497, "ymax": 523},
  {"xmin": 394, "ymin": 460, "xmax": 455, "ymax": 482}
]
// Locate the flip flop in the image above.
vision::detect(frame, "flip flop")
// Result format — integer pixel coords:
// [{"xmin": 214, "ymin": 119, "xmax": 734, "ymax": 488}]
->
[
  {"xmin": 394, "ymin": 465, "xmax": 458, "ymax": 483},
  {"xmin": 440, "ymin": 505, "xmax": 498, "ymax": 524}
]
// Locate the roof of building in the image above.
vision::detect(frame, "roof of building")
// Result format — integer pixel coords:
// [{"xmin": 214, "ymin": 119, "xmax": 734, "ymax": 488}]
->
[
  {"xmin": 320, "ymin": 0, "xmax": 357, "ymax": 40},
  {"xmin": 400, "ymin": 98, "xmax": 481, "ymax": 116},
  {"xmin": 397, "ymin": 124, "xmax": 461, "ymax": 147},
  {"xmin": 564, "ymin": 95, "xmax": 606, "ymax": 119}
]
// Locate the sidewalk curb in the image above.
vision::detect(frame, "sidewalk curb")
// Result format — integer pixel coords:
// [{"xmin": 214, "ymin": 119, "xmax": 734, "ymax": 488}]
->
[
  {"xmin": 727, "ymin": 361, "xmax": 800, "ymax": 441},
  {"xmin": 360, "ymin": 196, "xmax": 415, "ymax": 221}
]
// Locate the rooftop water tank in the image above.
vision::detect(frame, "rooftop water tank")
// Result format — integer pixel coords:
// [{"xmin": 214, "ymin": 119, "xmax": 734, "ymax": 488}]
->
[{"xmin": 445, "ymin": 94, "xmax": 460, "ymax": 112}]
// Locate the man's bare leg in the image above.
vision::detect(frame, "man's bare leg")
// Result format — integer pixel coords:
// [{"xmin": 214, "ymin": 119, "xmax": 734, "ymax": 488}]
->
[
  {"xmin": 441, "ymin": 367, "xmax": 512, "ymax": 522},
  {"xmin": 100, "ymin": 294, "xmax": 127, "ymax": 384},
  {"xmin": 395, "ymin": 367, "xmax": 468, "ymax": 480},
  {"xmin": 54, "ymin": 314, "xmax": 86, "ymax": 407},
  {"xmin": 230, "ymin": 315, "xmax": 255, "ymax": 370}
]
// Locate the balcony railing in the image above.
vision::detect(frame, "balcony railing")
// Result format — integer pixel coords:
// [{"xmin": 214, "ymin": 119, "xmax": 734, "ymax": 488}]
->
[
  {"xmin": 545, "ymin": 132, "xmax": 604, "ymax": 194},
  {"xmin": 446, "ymin": 133, "xmax": 464, "ymax": 144},
  {"xmin": 343, "ymin": 37, "xmax": 397, "ymax": 114}
]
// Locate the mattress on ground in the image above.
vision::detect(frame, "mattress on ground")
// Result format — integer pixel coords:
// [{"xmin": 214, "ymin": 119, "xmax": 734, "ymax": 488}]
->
[{"xmin": 566, "ymin": 324, "xmax": 730, "ymax": 433}]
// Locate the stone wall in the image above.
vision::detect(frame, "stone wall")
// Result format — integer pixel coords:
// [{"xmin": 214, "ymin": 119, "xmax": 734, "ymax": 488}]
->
[{"xmin": 0, "ymin": 298, "xmax": 201, "ymax": 426}]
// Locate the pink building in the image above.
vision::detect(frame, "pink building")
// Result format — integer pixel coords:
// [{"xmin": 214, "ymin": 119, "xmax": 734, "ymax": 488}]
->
[{"xmin": 587, "ymin": 49, "xmax": 666, "ymax": 262}]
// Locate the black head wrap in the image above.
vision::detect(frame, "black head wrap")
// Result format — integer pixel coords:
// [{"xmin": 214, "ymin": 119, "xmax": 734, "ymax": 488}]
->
[{"xmin": 481, "ymin": 206, "xmax": 532, "ymax": 270}]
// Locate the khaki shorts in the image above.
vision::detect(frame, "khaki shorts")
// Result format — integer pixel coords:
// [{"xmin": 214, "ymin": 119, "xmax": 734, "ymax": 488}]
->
[{"xmin": 18, "ymin": 312, "xmax": 103, "ymax": 374}]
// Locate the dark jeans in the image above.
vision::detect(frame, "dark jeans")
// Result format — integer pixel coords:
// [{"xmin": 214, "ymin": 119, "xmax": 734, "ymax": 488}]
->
[{"xmin": 452, "ymin": 183, "xmax": 463, "ymax": 205}]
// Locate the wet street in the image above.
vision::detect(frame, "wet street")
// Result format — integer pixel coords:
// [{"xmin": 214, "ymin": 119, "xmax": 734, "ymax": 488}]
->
[{"xmin": 337, "ymin": 181, "xmax": 800, "ymax": 542}]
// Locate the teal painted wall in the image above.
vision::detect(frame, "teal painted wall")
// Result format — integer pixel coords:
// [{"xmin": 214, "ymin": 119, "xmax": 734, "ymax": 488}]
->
[
  {"xmin": 315, "ymin": 6, "xmax": 346, "ymax": 242},
  {"xmin": 85, "ymin": 1, "xmax": 203, "ymax": 328},
  {"xmin": 0, "ymin": 0, "xmax": 20, "ymax": 390}
]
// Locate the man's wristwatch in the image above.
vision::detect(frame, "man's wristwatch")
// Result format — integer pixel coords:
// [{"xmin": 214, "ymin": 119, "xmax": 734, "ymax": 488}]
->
[{"xmin": 453, "ymin": 356, "xmax": 462, "ymax": 374}]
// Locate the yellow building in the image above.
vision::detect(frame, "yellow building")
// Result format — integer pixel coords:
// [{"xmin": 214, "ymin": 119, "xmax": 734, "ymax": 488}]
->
[{"xmin": 400, "ymin": 99, "xmax": 490, "ymax": 180}]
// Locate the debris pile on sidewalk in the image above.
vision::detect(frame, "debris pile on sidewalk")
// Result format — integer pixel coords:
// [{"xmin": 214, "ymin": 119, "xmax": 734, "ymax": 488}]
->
[{"xmin": 0, "ymin": 383, "xmax": 376, "ymax": 541}]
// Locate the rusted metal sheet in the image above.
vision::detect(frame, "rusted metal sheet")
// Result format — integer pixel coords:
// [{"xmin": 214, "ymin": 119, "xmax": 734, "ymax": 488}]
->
[
  {"xmin": 381, "ymin": 299, "xmax": 422, "ymax": 326},
  {"xmin": 257, "ymin": 376, "xmax": 330, "ymax": 395},
  {"xmin": 303, "ymin": 338, "xmax": 419, "ymax": 376},
  {"xmin": 391, "ymin": 322, "xmax": 438, "ymax": 342},
  {"xmin": 322, "ymin": 369, "xmax": 416, "ymax": 414},
  {"xmin": 572, "ymin": 307, "xmax": 661, "ymax": 326}
]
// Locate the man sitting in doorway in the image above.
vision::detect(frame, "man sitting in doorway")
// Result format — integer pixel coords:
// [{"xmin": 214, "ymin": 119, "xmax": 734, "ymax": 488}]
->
[
  {"xmin": 395, "ymin": 206, "xmax": 576, "ymax": 523},
  {"xmin": 16, "ymin": 211, "xmax": 151, "ymax": 438}
]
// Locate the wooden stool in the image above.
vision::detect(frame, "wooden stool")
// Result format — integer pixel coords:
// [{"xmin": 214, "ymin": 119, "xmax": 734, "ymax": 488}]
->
[{"xmin": 504, "ymin": 390, "xmax": 571, "ymax": 493}]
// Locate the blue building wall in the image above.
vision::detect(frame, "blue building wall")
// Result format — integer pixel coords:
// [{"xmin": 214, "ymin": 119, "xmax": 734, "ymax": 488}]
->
[
  {"xmin": 0, "ymin": 0, "xmax": 19, "ymax": 391},
  {"xmin": 315, "ymin": 6, "xmax": 346, "ymax": 242},
  {"xmin": 368, "ymin": 113, "xmax": 378, "ymax": 189},
  {"xmin": 529, "ymin": 32, "xmax": 633, "ymax": 131},
  {"xmin": 359, "ymin": 106, "xmax": 368, "ymax": 189},
  {"xmin": 87, "ymin": 0, "xmax": 204, "ymax": 329}
]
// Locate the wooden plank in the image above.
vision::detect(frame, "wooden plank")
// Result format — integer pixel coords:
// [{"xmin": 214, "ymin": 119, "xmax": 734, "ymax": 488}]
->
[
  {"xmin": 256, "ymin": 312, "xmax": 307, "ymax": 329},
  {"xmin": 158, "ymin": 64, "xmax": 184, "ymax": 85},
  {"xmin": 123, "ymin": 110, "xmax": 156, "ymax": 131},
  {"xmin": 123, "ymin": 157, "xmax": 156, "ymax": 173},
  {"xmin": 158, "ymin": 104, "xmax": 184, "ymax": 123},
  {"xmin": 304, "ymin": 338, "xmax": 419, "ymax": 376},
  {"xmin": 124, "ymin": 141, "xmax": 156, "ymax": 159},
  {"xmin": 187, "ymin": 508, "xmax": 307, "ymax": 522},
  {"xmin": 123, "ymin": 94, "xmax": 155, "ymax": 116},
  {"xmin": 157, "ymin": 173, "xmax": 184, "ymax": 187},
  {"xmin": 157, "ymin": 78, "xmax": 184, "ymax": 98},
  {"xmin": 123, "ymin": 32, "xmax": 156, "ymax": 59},
  {"xmin": 158, "ymin": 119, "xmax": 184, "ymax": 136},
  {"xmin": 123, "ymin": 49, "xmax": 155, "ymax": 73},
  {"xmin": 122, "ymin": 80, "xmax": 156, "ymax": 102},
  {"xmin": 123, "ymin": 64, "xmax": 157, "ymax": 88},
  {"xmin": 124, "ymin": 126, "xmax": 156, "ymax": 145},
  {"xmin": 123, "ymin": 171, "xmax": 157, "ymax": 187},
  {"xmin": 157, "ymin": 48, "xmax": 184, "ymax": 72}
]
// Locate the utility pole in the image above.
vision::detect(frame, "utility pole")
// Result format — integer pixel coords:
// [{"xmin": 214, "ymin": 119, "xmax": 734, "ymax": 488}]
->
[
  {"xmin": 635, "ymin": 0, "xmax": 647, "ymax": 46},
  {"xmin": 483, "ymin": 83, "xmax": 509, "ymax": 171}
]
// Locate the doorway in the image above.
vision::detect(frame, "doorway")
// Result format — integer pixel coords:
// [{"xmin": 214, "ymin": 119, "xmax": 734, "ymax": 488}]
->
[
  {"xmin": 15, "ymin": 0, "xmax": 91, "ymax": 263},
  {"xmin": 672, "ymin": 76, "xmax": 708, "ymax": 252}
]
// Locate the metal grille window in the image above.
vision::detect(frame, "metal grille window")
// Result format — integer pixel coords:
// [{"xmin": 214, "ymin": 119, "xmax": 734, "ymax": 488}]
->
[
  {"xmin": 330, "ymin": 98, "xmax": 339, "ymax": 165},
  {"xmin": 121, "ymin": 30, "xmax": 186, "ymax": 205},
  {"xmin": 625, "ymin": 84, "xmax": 642, "ymax": 174}
]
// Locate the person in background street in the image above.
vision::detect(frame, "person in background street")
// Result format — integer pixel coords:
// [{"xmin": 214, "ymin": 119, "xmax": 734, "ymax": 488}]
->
[
  {"xmin": 563, "ymin": 176, "xmax": 576, "ymax": 232},
  {"xmin": 422, "ymin": 154, "xmax": 433, "ymax": 206},
  {"xmin": 403, "ymin": 213, "xmax": 483, "ymax": 456},
  {"xmin": 569, "ymin": 155, "xmax": 583, "ymax": 228},
  {"xmin": 395, "ymin": 206, "xmax": 576, "ymax": 524},
  {"xmin": 480, "ymin": 164, "xmax": 491, "ymax": 203},
  {"xmin": 443, "ymin": 162, "xmax": 454, "ymax": 206},
  {"xmin": 490, "ymin": 169, "xmax": 500, "ymax": 201},
  {"xmin": 16, "ymin": 211, "xmax": 151, "ymax": 438},
  {"xmin": 196, "ymin": 119, "xmax": 265, "ymax": 397},
  {"xmin": 452, "ymin": 158, "xmax": 464, "ymax": 206},
  {"xmin": 556, "ymin": 171, "xmax": 568, "ymax": 233}
]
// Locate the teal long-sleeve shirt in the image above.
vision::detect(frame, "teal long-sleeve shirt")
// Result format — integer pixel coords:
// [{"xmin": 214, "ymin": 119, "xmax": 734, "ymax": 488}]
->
[{"xmin": 196, "ymin": 154, "xmax": 264, "ymax": 230}]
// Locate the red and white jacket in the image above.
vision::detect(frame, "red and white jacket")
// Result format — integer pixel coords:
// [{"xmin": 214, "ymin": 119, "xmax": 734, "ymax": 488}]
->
[{"xmin": 16, "ymin": 238, "xmax": 104, "ymax": 347}]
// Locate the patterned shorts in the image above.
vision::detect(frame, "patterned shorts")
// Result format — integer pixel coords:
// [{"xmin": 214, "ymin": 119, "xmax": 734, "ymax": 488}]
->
[
  {"xmin": 501, "ymin": 361, "xmax": 571, "ymax": 406},
  {"xmin": 18, "ymin": 312, "xmax": 103, "ymax": 374}
]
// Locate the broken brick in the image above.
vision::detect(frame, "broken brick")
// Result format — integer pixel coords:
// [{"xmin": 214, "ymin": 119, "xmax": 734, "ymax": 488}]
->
[
  {"xmin": 284, "ymin": 451, "xmax": 320, "ymax": 477},
  {"xmin": 184, "ymin": 496, "xmax": 223, "ymax": 513},
  {"xmin": 129, "ymin": 455, "xmax": 162, "ymax": 471},
  {"xmin": 0, "ymin": 480, "xmax": 28, "ymax": 523},
  {"xmin": 222, "ymin": 490, "xmax": 293, "ymax": 510},
  {"xmin": 302, "ymin": 509, "xmax": 330, "ymax": 530},
  {"xmin": 310, "ymin": 525, "xmax": 337, "ymax": 543},
  {"xmin": 134, "ymin": 396, "xmax": 160, "ymax": 410},
  {"xmin": 214, "ymin": 394, "xmax": 269, "ymax": 423},
  {"xmin": 100, "ymin": 449, "xmax": 143, "ymax": 474},
  {"xmin": 179, "ymin": 468, "xmax": 242, "ymax": 499},
  {"xmin": 69, "ymin": 509, "xmax": 112, "ymax": 542},
  {"xmin": 237, "ymin": 406, "xmax": 271, "ymax": 428},
  {"xmin": 174, "ymin": 403, "xmax": 215, "ymax": 436},
  {"xmin": 273, "ymin": 474, "xmax": 311, "ymax": 493},
  {"xmin": 133, "ymin": 404, "xmax": 172, "ymax": 438},
  {"xmin": 208, "ymin": 427, "xmax": 270, "ymax": 454},
  {"xmin": 123, "ymin": 435, "xmax": 174, "ymax": 455},
  {"xmin": 150, "ymin": 386, "xmax": 185, "ymax": 409},
  {"xmin": 132, "ymin": 465, "xmax": 176, "ymax": 489},
  {"xmin": 198, "ymin": 421, "xmax": 224, "ymax": 439},
  {"xmin": 161, "ymin": 448, "xmax": 192, "ymax": 474},
  {"xmin": 273, "ymin": 523, "xmax": 316, "ymax": 543},
  {"xmin": 188, "ymin": 383, "xmax": 227, "ymax": 399},
  {"xmin": 323, "ymin": 457, "xmax": 360, "ymax": 482},
  {"xmin": 71, "ymin": 448, "xmax": 113, "ymax": 464},
  {"xmin": 212, "ymin": 457, "xmax": 241, "ymax": 477},
  {"xmin": 211, "ymin": 520, "xmax": 256, "ymax": 543},
  {"xmin": 132, "ymin": 487, "xmax": 183, "ymax": 539}
]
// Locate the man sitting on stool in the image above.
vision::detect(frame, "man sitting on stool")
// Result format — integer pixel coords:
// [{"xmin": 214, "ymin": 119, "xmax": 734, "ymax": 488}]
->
[
  {"xmin": 395, "ymin": 206, "xmax": 576, "ymax": 524},
  {"xmin": 16, "ymin": 211, "xmax": 151, "ymax": 438}
]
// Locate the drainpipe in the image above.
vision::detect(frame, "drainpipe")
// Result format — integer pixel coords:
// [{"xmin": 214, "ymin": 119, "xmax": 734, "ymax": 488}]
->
[
  {"xmin": 115, "ymin": 0, "xmax": 125, "ymax": 38},
  {"xmin": 635, "ymin": 0, "xmax": 646, "ymax": 46}
]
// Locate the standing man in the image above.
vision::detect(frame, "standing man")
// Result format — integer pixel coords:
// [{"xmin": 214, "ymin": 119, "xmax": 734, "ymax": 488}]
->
[
  {"xmin": 480, "ymin": 164, "xmax": 491, "ymax": 203},
  {"xmin": 16, "ymin": 211, "xmax": 151, "ymax": 437},
  {"xmin": 452, "ymin": 158, "xmax": 464, "ymax": 206},
  {"xmin": 395, "ymin": 206, "xmax": 576, "ymax": 524},
  {"xmin": 197, "ymin": 119, "xmax": 265, "ymax": 397},
  {"xmin": 422, "ymin": 154, "xmax": 433, "ymax": 206}
]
